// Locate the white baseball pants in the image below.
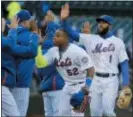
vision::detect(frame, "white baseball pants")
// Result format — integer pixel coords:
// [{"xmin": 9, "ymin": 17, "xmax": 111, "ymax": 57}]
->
[
  {"xmin": 11, "ymin": 87, "xmax": 30, "ymax": 116},
  {"xmin": 89, "ymin": 75, "xmax": 119, "ymax": 117},
  {"xmin": 42, "ymin": 90, "xmax": 62, "ymax": 116},
  {"xmin": 58, "ymin": 82, "xmax": 85, "ymax": 116},
  {"xmin": 2, "ymin": 86, "xmax": 20, "ymax": 116}
]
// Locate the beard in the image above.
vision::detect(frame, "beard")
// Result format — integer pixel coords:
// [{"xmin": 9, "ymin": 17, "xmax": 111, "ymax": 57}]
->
[{"xmin": 97, "ymin": 26, "xmax": 109, "ymax": 36}]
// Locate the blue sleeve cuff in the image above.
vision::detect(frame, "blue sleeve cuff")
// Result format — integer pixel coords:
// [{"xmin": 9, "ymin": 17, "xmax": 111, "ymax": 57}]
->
[
  {"xmin": 86, "ymin": 78, "xmax": 92, "ymax": 87},
  {"xmin": 120, "ymin": 60, "xmax": 130, "ymax": 86}
]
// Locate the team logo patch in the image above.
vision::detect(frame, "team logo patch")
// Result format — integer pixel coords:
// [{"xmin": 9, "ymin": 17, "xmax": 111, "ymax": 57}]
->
[
  {"xmin": 73, "ymin": 58, "xmax": 81, "ymax": 67},
  {"xmin": 81, "ymin": 57, "xmax": 88, "ymax": 64}
]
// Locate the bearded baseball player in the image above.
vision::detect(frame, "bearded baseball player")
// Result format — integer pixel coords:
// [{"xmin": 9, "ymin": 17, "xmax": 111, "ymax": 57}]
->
[
  {"xmin": 36, "ymin": 29, "xmax": 95, "ymax": 116},
  {"xmin": 60, "ymin": 3, "xmax": 132, "ymax": 117}
]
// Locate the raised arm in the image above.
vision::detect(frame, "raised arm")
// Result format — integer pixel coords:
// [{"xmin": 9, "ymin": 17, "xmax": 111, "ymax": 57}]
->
[
  {"xmin": 2, "ymin": 17, "xmax": 18, "ymax": 49},
  {"xmin": 60, "ymin": 4, "xmax": 80, "ymax": 41},
  {"xmin": 11, "ymin": 19, "xmax": 39, "ymax": 57},
  {"xmin": 45, "ymin": 10, "xmax": 61, "ymax": 39},
  {"xmin": 12, "ymin": 33, "xmax": 39, "ymax": 58},
  {"xmin": 2, "ymin": 29, "xmax": 17, "ymax": 49}
]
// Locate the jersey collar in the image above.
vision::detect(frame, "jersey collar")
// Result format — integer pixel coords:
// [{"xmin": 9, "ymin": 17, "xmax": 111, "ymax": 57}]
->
[{"xmin": 59, "ymin": 43, "xmax": 70, "ymax": 53}]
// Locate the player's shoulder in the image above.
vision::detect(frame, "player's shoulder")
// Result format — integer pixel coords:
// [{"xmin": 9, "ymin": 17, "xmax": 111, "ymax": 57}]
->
[
  {"xmin": 70, "ymin": 43, "xmax": 82, "ymax": 49},
  {"xmin": 70, "ymin": 43, "xmax": 87, "ymax": 53},
  {"xmin": 111, "ymin": 36, "xmax": 125, "ymax": 45},
  {"xmin": 79, "ymin": 33, "xmax": 97, "ymax": 39},
  {"xmin": 48, "ymin": 46, "xmax": 59, "ymax": 53}
]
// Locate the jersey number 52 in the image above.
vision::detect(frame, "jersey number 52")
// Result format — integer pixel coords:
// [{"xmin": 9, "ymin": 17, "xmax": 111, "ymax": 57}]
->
[{"xmin": 66, "ymin": 68, "xmax": 79, "ymax": 76}]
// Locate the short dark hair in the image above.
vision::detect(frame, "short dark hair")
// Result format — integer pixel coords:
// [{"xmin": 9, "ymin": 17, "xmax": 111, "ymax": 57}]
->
[{"xmin": 59, "ymin": 28, "xmax": 69, "ymax": 39}]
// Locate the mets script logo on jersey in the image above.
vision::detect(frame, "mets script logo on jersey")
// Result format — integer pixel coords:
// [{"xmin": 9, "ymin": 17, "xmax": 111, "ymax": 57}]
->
[
  {"xmin": 54, "ymin": 57, "xmax": 72, "ymax": 67},
  {"xmin": 92, "ymin": 43, "xmax": 115, "ymax": 53}
]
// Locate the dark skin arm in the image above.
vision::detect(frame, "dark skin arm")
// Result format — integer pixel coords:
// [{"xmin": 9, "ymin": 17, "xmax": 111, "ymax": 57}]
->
[
  {"xmin": 87, "ymin": 66, "xmax": 95, "ymax": 78},
  {"xmin": 82, "ymin": 66, "xmax": 95, "ymax": 94}
]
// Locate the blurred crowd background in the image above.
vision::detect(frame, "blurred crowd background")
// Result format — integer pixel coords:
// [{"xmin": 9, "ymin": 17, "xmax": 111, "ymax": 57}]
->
[{"xmin": 1, "ymin": 1, "xmax": 133, "ymax": 116}]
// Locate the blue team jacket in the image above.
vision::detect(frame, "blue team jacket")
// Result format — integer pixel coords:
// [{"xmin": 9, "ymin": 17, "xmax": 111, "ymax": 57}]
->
[
  {"xmin": 2, "ymin": 53, "xmax": 17, "ymax": 88},
  {"xmin": 15, "ymin": 26, "xmax": 38, "ymax": 87},
  {"xmin": 2, "ymin": 29, "xmax": 38, "ymax": 87},
  {"xmin": 2, "ymin": 30, "xmax": 17, "ymax": 87},
  {"xmin": 35, "ymin": 64, "xmax": 64, "ymax": 92},
  {"xmin": 37, "ymin": 21, "xmax": 64, "ymax": 92}
]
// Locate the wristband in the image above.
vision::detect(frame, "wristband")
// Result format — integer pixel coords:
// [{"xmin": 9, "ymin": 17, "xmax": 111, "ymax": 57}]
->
[{"xmin": 86, "ymin": 77, "xmax": 92, "ymax": 87}]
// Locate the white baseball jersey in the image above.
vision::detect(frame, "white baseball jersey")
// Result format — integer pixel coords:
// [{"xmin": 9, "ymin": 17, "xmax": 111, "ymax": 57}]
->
[
  {"xmin": 44, "ymin": 43, "xmax": 93, "ymax": 83},
  {"xmin": 79, "ymin": 34, "xmax": 128, "ymax": 74}
]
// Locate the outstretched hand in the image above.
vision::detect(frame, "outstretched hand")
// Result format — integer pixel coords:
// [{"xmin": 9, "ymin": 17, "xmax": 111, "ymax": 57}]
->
[
  {"xmin": 60, "ymin": 3, "xmax": 70, "ymax": 20},
  {"xmin": 45, "ymin": 10, "xmax": 54, "ymax": 23},
  {"xmin": 29, "ymin": 20, "xmax": 38, "ymax": 33},
  {"xmin": 82, "ymin": 21, "xmax": 91, "ymax": 34},
  {"xmin": 7, "ymin": 16, "xmax": 19, "ymax": 29}
]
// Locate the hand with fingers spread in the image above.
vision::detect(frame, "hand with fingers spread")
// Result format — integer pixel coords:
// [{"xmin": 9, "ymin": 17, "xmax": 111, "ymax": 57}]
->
[
  {"xmin": 45, "ymin": 10, "xmax": 54, "ymax": 23},
  {"xmin": 60, "ymin": 3, "xmax": 70, "ymax": 20},
  {"xmin": 29, "ymin": 20, "xmax": 38, "ymax": 33},
  {"xmin": 82, "ymin": 21, "xmax": 91, "ymax": 34},
  {"xmin": 7, "ymin": 16, "xmax": 19, "ymax": 29}
]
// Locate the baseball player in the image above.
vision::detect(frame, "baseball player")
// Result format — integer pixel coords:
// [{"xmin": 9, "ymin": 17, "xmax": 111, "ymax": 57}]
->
[
  {"xmin": 35, "ymin": 63, "xmax": 64, "ymax": 116},
  {"xmin": 2, "ymin": 17, "xmax": 20, "ymax": 117},
  {"xmin": 36, "ymin": 29, "xmax": 95, "ymax": 116},
  {"xmin": 2, "ymin": 16, "xmax": 39, "ymax": 116},
  {"xmin": 10, "ymin": 10, "xmax": 39, "ymax": 116},
  {"xmin": 60, "ymin": 4, "xmax": 131, "ymax": 116},
  {"xmin": 35, "ymin": 11, "xmax": 65, "ymax": 117}
]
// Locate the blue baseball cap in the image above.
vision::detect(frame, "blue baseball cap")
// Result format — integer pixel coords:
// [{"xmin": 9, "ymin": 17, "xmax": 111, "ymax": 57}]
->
[
  {"xmin": 70, "ymin": 90, "xmax": 89, "ymax": 112},
  {"xmin": 70, "ymin": 91, "xmax": 84, "ymax": 107},
  {"xmin": 96, "ymin": 15, "xmax": 114, "ymax": 25},
  {"xmin": 17, "ymin": 10, "xmax": 31, "ymax": 22}
]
